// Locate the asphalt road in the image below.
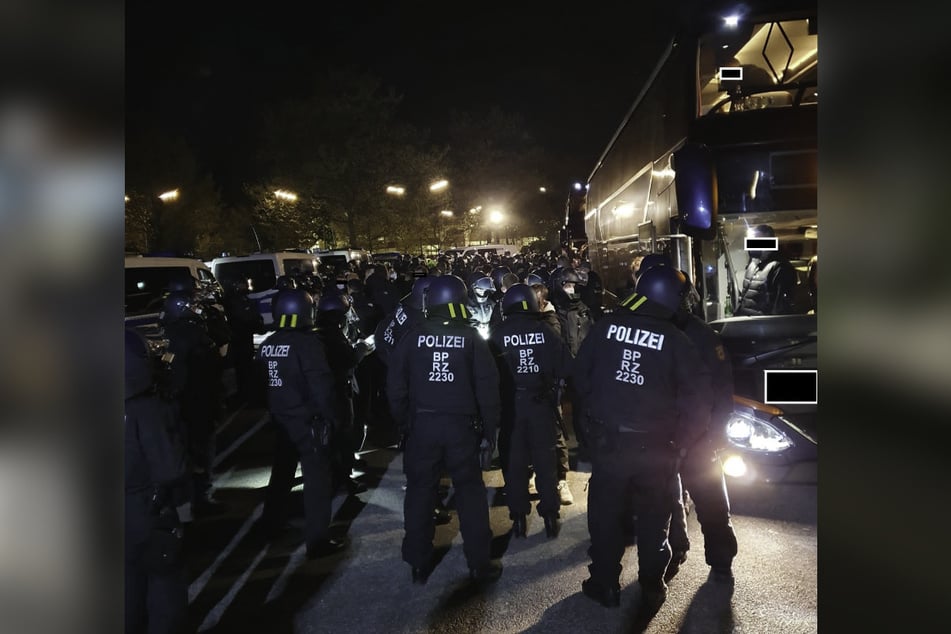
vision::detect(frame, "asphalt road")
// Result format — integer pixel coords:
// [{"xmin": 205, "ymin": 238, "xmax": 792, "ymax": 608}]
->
[{"xmin": 181, "ymin": 402, "xmax": 817, "ymax": 634}]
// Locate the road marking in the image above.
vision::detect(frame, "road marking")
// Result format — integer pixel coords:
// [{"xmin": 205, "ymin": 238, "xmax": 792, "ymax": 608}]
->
[
  {"xmin": 188, "ymin": 503, "xmax": 263, "ymax": 603},
  {"xmin": 198, "ymin": 543, "xmax": 270, "ymax": 631},
  {"xmin": 213, "ymin": 412, "xmax": 269, "ymax": 469},
  {"xmin": 265, "ymin": 544, "xmax": 308, "ymax": 603}
]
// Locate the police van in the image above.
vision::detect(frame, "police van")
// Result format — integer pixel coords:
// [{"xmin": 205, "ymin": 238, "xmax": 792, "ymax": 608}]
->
[
  {"xmin": 125, "ymin": 254, "xmax": 222, "ymax": 336},
  {"xmin": 460, "ymin": 244, "xmax": 515, "ymax": 259},
  {"xmin": 206, "ymin": 251, "xmax": 322, "ymax": 344}
]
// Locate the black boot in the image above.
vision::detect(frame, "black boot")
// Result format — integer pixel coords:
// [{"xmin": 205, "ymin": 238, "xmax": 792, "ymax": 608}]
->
[
  {"xmin": 511, "ymin": 514, "xmax": 527, "ymax": 538},
  {"xmin": 543, "ymin": 514, "xmax": 561, "ymax": 538}
]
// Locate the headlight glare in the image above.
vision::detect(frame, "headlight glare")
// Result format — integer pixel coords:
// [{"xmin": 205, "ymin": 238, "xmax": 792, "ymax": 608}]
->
[{"xmin": 724, "ymin": 411, "xmax": 793, "ymax": 452}]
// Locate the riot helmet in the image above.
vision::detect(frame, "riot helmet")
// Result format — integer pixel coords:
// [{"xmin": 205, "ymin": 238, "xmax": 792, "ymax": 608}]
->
[
  {"xmin": 404, "ymin": 276, "xmax": 434, "ymax": 311},
  {"xmin": 159, "ymin": 291, "xmax": 195, "ymax": 324},
  {"xmin": 491, "ymin": 267, "xmax": 512, "ymax": 292},
  {"xmin": 276, "ymin": 275, "xmax": 298, "ymax": 291},
  {"xmin": 560, "ymin": 267, "xmax": 585, "ymax": 301},
  {"xmin": 470, "ymin": 276, "xmax": 495, "ymax": 304},
  {"xmin": 525, "ymin": 273, "xmax": 545, "ymax": 286},
  {"xmin": 316, "ymin": 290, "xmax": 351, "ymax": 313},
  {"xmin": 635, "ymin": 265, "xmax": 687, "ymax": 313},
  {"xmin": 636, "ymin": 254, "xmax": 672, "ymax": 280},
  {"xmin": 501, "ymin": 283, "xmax": 540, "ymax": 315},
  {"xmin": 272, "ymin": 288, "xmax": 314, "ymax": 328},
  {"xmin": 425, "ymin": 275, "xmax": 469, "ymax": 319}
]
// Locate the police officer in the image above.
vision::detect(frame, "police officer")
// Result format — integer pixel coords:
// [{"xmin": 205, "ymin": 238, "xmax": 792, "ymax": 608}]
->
[
  {"xmin": 573, "ymin": 266, "xmax": 712, "ymax": 611},
  {"xmin": 125, "ymin": 328, "xmax": 188, "ymax": 634},
  {"xmin": 387, "ymin": 275, "xmax": 502, "ymax": 585},
  {"xmin": 223, "ymin": 278, "xmax": 267, "ymax": 408},
  {"xmin": 643, "ymin": 264, "xmax": 739, "ymax": 584},
  {"xmin": 160, "ymin": 289, "xmax": 227, "ymax": 514},
  {"xmin": 257, "ymin": 288, "xmax": 348, "ymax": 558},
  {"xmin": 315, "ymin": 291, "xmax": 372, "ymax": 495},
  {"xmin": 489, "ymin": 283, "xmax": 571, "ymax": 539}
]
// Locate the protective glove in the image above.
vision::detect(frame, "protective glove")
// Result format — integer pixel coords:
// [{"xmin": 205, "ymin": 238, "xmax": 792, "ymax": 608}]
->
[{"xmin": 479, "ymin": 438, "xmax": 495, "ymax": 471}]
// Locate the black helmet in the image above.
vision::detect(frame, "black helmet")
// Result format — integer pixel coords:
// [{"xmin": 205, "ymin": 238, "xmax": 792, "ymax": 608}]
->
[
  {"xmin": 167, "ymin": 275, "xmax": 198, "ymax": 294},
  {"xmin": 470, "ymin": 276, "xmax": 495, "ymax": 304},
  {"xmin": 317, "ymin": 291, "xmax": 351, "ymax": 313},
  {"xmin": 501, "ymin": 283, "xmax": 540, "ymax": 315},
  {"xmin": 491, "ymin": 267, "xmax": 512, "ymax": 292},
  {"xmin": 273, "ymin": 288, "xmax": 314, "ymax": 328},
  {"xmin": 125, "ymin": 327, "xmax": 153, "ymax": 399},
  {"xmin": 425, "ymin": 275, "xmax": 469, "ymax": 318},
  {"xmin": 160, "ymin": 291, "xmax": 194, "ymax": 323},
  {"xmin": 276, "ymin": 275, "xmax": 298, "ymax": 291},
  {"xmin": 525, "ymin": 273, "xmax": 545, "ymax": 286},
  {"xmin": 637, "ymin": 254, "xmax": 672, "ymax": 279},
  {"xmin": 404, "ymin": 276, "xmax": 434, "ymax": 311},
  {"xmin": 635, "ymin": 266, "xmax": 687, "ymax": 313}
]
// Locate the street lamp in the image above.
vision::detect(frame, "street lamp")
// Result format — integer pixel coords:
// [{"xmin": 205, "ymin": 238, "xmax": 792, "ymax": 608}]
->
[
  {"xmin": 158, "ymin": 188, "xmax": 179, "ymax": 202},
  {"xmin": 386, "ymin": 185, "xmax": 406, "ymax": 196},
  {"xmin": 429, "ymin": 179, "xmax": 449, "ymax": 192},
  {"xmin": 489, "ymin": 208, "xmax": 505, "ymax": 243},
  {"xmin": 274, "ymin": 189, "xmax": 298, "ymax": 202}
]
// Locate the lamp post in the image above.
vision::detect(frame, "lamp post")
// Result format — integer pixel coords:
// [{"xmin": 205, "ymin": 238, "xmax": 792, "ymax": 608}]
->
[{"xmin": 385, "ymin": 178, "xmax": 450, "ymax": 255}]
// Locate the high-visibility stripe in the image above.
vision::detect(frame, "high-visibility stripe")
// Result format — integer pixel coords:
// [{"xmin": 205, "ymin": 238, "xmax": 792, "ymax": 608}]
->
[
  {"xmin": 279, "ymin": 315, "xmax": 286, "ymax": 328},
  {"xmin": 627, "ymin": 296, "xmax": 648, "ymax": 311},
  {"xmin": 461, "ymin": 304, "xmax": 469, "ymax": 319},
  {"xmin": 291, "ymin": 314, "xmax": 298, "ymax": 327},
  {"xmin": 620, "ymin": 292, "xmax": 638, "ymax": 307},
  {"xmin": 448, "ymin": 303, "xmax": 456, "ymax": 319},
  {"xmin": 521, "ymin": 300, "xmax": 528, "ymax": 310}
]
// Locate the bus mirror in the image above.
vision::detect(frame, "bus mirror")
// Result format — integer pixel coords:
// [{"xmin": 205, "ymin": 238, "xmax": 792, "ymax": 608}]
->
[{"xmin": 673, "ymin": 143, "xmax": 718, "ymax": 240}]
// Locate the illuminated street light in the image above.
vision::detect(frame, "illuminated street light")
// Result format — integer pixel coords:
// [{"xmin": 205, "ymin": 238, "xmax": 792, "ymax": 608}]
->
[
  {"xmin": 158, "ymin": 189, "xmax": 179, "ymax": 202},
  {"xmin": 386, "ymin": 185, "xmax": 406, "ymax": 196},
  {"xmin": 275, "ymin": 189, "xmax": 298, "ymax": 202},
  {"xmin": 440, "ymin": 210, "xmax": 454, "ymax": 217},
  {"xmin": 124, "ymin": 195, "xmax": 130, "ymax": 202},
  {"xmin": 489, "ymin": 209, "xmax": 505, "ymax": 225},
  {"xmin": 429, "ymin": 179, "xmax": 449, "ymax": 192},
  {"xmin": 539, "ymin": 187, "xmax": 547, "ymax": 193}
]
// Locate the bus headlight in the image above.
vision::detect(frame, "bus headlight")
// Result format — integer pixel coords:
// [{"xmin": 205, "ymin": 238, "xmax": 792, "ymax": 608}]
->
[{"xmin": 725, "ymin": 411, "xmax": 793, "ymax": 452}]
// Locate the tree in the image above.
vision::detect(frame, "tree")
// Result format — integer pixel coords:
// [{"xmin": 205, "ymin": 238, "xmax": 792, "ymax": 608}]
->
[{"xmin": 257, "ymin": 68, "xmax": 441, "ymax": 251}]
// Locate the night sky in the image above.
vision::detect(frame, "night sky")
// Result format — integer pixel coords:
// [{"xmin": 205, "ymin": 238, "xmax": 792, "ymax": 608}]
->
[{"xmin": 127, "ymin": 2, "xmax": 679, "ymax": 201}]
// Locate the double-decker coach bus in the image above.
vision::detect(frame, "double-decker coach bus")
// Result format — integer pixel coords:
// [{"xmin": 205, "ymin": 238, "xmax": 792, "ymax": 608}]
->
[{"xmin": 576, "ymin": 0, "xmax": 818, "ymax": 484}]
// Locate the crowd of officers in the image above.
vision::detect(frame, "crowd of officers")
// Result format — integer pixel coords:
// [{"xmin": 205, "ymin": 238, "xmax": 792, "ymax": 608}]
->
[{"xmin": 124, "ymin": 245, "xmax": 741, "ymax": 632}]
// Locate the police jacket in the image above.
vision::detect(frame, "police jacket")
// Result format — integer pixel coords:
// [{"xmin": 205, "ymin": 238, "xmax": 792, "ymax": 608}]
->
[
  {"xmin": 555, "ymin": 299, "xmax": 594, "ymax": 358},
  {"xmin": 314, "ymin": 319, "xmax": 360, "ymax": 424},
  {"xmin": 257, "ymin": 328, "xmax": 337, "ymax": 447},
  {"xmin": 374, "ymin": 302, "xmax": 424, "ymax": 367},
  {"xmin": 677, "ymin": 312, "xmax": 735, "ymax": 444},
  {"xmin": 572, "ymin": 296, "xmax": 712, "ymax": 451},
  {"xmin": 387, "ymin": 314, "xmax": 501, "ymax": 439},
  {"xmin": 162, "ymin": 316, "xmax": 223, "ymax": 418},
  {"xmin": 489, "ymin": 312, "xmax": 571, "ymax": 403},
  {"xmin": 735, "ymin": 254, "xmax": 798, "ymax": 316}
]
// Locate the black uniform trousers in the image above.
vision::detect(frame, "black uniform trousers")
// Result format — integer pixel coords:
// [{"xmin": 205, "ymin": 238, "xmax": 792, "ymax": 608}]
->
[
  {"xmin": 668, "ymin": 437, "xmax": 738, "ymax": 568},
  {"xmin": 504, "ymin": 392, "xmax": 561, "ymax": 519},
  {"xmin": 402, "ymin": 413, "xmax": 492, "ymax": 570},
  {"xmin": 262, "ymin": 419, "xmax": 334, "ymax": 548},
  {"xmin": 125, "ymin": 491, "xmax": 187, "ymax": 634},
  {"xmin": 587, "ymin": 436, "xmax": 676, "ymax": 591}
]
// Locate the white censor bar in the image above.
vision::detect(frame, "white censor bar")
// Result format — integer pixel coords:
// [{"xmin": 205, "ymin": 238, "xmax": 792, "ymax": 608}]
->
[
  {"xmin": 764, "ymin": 369, "xmax": 818, "ymax": 405},
  {"xmin": 744, "ymin": 237, "xmax": 778, "ymax": 251},
  {"xmin": 719, "ymin": 66, "xmax": 743, "ymax": 81}
]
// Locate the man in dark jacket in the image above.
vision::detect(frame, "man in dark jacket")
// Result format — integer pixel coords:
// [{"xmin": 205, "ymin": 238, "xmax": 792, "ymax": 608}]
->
[
  {"xmin": 734, "ymin": 224, "xmax": 799, "ymax": 316},
  {"xmin": 222, "ymin": 278, "xmax": 267, "ymax": 408},
  {"xmin": 573, "ymin": 266, "xmax": 712, "ymax": 612},
  {"xmin": 387, "ymin": 275, "xmax": 502, "ymax": 585},
  {"xmin": 489, "ymin": 283, "xmax": 572, "ymax": 539},
  {"xmin": 257, "ymin": 288, "xmax": 348, "ymax": 558}
]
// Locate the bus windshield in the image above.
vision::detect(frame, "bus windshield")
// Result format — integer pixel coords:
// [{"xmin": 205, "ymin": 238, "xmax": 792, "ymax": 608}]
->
[{"xmin": 699, "ymin": 15, "xmax": 817, "ymax": 116}]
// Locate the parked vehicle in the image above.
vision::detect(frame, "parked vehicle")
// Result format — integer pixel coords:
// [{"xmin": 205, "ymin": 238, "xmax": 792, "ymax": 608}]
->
[
  {"xmin": 570, "ymin": 0, "xmax": 818, "ymax": 484},
  {"xmin": 206, "ymin": 251, "xmax": 321, "ymax": 337},
  {"xmin": 125, "ymin": 255, "xmax": 223, "ymax": 333},
  {"xmin": 460, "ymin": 244, "xmax": 516, "ymax": 259}
]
